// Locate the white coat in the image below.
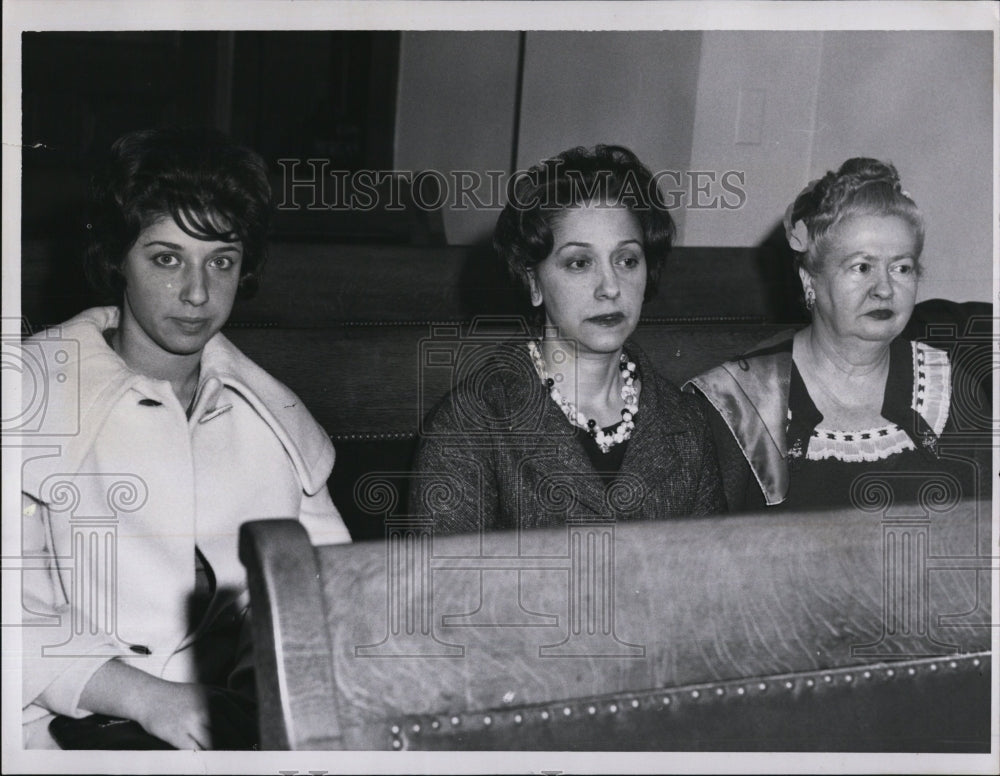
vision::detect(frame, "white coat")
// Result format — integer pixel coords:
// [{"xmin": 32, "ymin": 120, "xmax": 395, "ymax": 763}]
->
[{"xmin": 18, "ymin": 307, "xmax": 350, "ymax": 744}]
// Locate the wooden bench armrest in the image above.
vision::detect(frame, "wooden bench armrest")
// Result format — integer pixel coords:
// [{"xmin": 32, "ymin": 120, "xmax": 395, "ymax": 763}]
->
[{"xmin": 239, "ymin": 519, "xmax": 341, "ymax": 750}]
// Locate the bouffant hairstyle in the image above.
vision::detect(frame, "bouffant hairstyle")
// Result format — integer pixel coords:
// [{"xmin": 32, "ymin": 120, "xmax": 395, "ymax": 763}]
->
[
  {"xmin": 84, "ymin": 127, "xmax": 272, "ymax": 302},
  {"xmin": 494, "ymin": 144, "xmax": 675, "ymax": 305},
  {"xmin": 784, "ymin": 157, "xmax": 925, "ymax": 276}
]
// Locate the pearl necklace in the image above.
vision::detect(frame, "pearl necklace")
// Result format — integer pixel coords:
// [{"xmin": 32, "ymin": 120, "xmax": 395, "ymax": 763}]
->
[{"xmin": 527, "ymin": 340, "xmax": 639, "ymax": 454}]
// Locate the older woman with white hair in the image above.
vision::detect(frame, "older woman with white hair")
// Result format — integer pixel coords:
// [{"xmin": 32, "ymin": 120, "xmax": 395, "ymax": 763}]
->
[{"xmin": 686, "ymin": 157, "xmax": 991, "ymax": 511}]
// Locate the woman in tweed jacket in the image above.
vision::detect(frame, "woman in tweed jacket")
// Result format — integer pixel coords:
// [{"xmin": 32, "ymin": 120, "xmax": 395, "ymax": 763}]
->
[{"xmin": 411, "ymin": 145, "xmax": 725, "ymax": 534}]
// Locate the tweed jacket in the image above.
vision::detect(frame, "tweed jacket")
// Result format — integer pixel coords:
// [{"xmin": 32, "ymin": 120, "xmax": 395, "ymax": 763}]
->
[
  {"xmin": 18, "ymin": 307, "xmax": 350, "ymax": 739},
  {"xmin": 410, "ymin": 340, "xmax": 725, "ymax": 534}
]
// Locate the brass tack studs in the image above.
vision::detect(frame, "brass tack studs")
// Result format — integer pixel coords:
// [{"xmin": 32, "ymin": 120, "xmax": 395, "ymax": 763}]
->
[
  {"xmin": 610, "ymin": 704, "xmax": 619, "ymax": 713},
  {"xmin": 863, "ymin": 671, "xmax": 872, "ymax": 679},
  {"xmin": 973, "ymin": 658, "xmax": 981, "ymax": 667},
  {"xmin": 411, "ymin": 723, "xmax": 420, "ymax": 734},
  {"xmin": 907, "ymin": 667, "xmax": 916, "ymax": 676},
  {"xmin": 661, "ymin": 697, "xmax": 671, "ymax": 705},
  {"xmin": 805, "ymin": 679, "xmax": 815, "ymax": 688},
  {"xmin": 541, "ymin": 710, "xmax": 550, "ymax": 721},
  {"xmin": 736, "ymin": 687, "xmax": 746, "ymax": 696},
  {"xmin": 392, "ymin": 739, "xmax": 402, "ymax": 750},
  {"xmin": 391, "ymin": 725, "xmax": 400, "ymax": 735},
  {"xmin": 715, "ymin": 688, "xmax": 725, "ymax": 696},
  {"xmin": 631, "ymin": 699, "xmax": 640, "ymax": 708},
  {"xmin": 690, "ymin": 690, "xmax": 700, "ymax": 699},
  {"xmin": 949, "ymin": 661, "xmax": 958, "ymax": 669},
  {"xmin": 784, "ymin": 681, "xmax": 794, "ymax": 690},
  {"xmin": 483, "ymin": 716, "xmax": 492, "ymax": 726},
  {"xmin": 886, "ymin": 669, "xmax": 895, "ymax": 677},
  {"xmin": 514, "ymin": 713, "xmax": 523, "ymax": 724},
  {"xmin": 588, "ymin": 706, "xmax": 597, "ymax": 715},
  {"xmin": 563, "ymin": 707, "xmax": 572, "ymax": 716},
  {"xmin": 451, "ymin": 715, "xmax": 461, "ymax": 726}
]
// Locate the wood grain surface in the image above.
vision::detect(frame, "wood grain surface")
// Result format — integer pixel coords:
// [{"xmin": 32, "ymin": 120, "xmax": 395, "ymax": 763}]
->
[{"xmin": 241, "ymin": 499, "xmax": 991, "ymax": 750}]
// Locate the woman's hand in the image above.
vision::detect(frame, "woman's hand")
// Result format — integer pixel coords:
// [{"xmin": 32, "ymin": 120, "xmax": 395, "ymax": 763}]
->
[{"xmin": 79, "ymin": 659, "xmax": 213, "ymax": 750}]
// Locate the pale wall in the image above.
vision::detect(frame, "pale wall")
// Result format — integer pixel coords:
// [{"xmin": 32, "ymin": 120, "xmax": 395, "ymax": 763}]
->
[
  {"xmin": 394, "ymin": 31, "xmax": 521, "ymax": 245},
  {"xmin": 516, "ymin": 31, "xmax": 702, "ymax": 241},
  {"xmin": 810, "ymin": 31, "xmax": 993, "ymax": 303},
  {"xmin": 684, "ymin": 31, "xmax": 825, "ymax": 249},
  {"xmin": 685, "ymin": 30, "xmax": 993, "ymax": 303},
  {"xmin": 394, "ymin": 31, "xmax": 994, "ymax": 303}
]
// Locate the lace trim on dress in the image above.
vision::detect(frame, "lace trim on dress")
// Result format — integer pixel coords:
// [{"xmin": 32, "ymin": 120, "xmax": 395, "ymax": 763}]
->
[
  {"xmin": 806, "ymin": 424, "xmax": 915, "ymax": 462},
  {"xmin": 912, "ymin": 341, "xmax": 951, "ymax": 436},
  {"xmin": 804, "ymin": 341, "xmax": 950, "ymax": 463}
]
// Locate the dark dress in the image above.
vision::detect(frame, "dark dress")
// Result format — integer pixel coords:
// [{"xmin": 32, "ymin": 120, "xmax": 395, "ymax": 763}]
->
[
  {"xmin": 686, "ymin": 301, "xmax": 993, "ymax": 513},
  {"xmin": 782, "ymin": 337, "xmax": 987, "ymax": 510}
]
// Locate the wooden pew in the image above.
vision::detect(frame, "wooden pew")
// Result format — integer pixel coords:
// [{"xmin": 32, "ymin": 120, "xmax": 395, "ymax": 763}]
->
[
  {"xmin": 239, "ymin": 499, "xmax": 992, "ymax": 751},
  {"xmin": 19, "ymin": 239, "xmax": 803, "ymax": 330}
]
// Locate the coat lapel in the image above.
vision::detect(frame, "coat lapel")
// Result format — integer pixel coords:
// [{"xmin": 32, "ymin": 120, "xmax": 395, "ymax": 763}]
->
[{"xmin": 684, "ymin": 332, "xmax": 795, "ymax": 506}]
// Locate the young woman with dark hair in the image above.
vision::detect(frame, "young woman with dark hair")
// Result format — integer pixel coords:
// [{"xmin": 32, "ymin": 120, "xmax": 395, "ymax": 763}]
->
[{"xmin": 20, "ymin": 127, "xmax": 350, "ymax": 750}]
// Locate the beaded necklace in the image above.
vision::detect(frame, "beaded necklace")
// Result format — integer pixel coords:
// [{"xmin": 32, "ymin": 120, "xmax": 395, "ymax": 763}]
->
[{"xmin": 527, "ymin": 340, "xmax": 639, "ymax": 454}]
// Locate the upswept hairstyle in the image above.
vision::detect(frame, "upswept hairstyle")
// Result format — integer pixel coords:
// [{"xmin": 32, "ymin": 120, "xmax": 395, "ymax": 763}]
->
[
  {"xmin": 784, "ymin": 157, "xmax": 924, "ymax": 275},
  {"xmin": 494, "ymin": 144, "xmax": 675, "ymax": 304},
  {"xmin": 84, "ymin": 127, "xmax": 272, "ymax": 302}
]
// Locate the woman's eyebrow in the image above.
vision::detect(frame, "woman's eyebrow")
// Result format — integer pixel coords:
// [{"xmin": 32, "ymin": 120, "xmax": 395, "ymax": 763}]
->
[
  {"xmin": 839, "ymin": 250, "xmax": 913, "ymax": 261},
  {"xmin": 555, "ymin": 238, "xmax": 642, "ymax": 253},
  {"xmin": 141, "ymin": 240, "xmax": 241, "ymax": 252}
]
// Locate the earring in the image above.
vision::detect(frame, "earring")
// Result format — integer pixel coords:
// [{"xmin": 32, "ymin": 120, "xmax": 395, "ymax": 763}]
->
[
  {"xmin": 527, "ymin": 275, "xmax": 543, "ymax": 307},
  {"xmin": 805, "ymin": 289, "xmax": 816, "ymax": 311}
]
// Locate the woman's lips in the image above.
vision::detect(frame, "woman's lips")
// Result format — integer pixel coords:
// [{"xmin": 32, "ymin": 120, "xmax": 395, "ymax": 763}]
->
[
  {"xmin": 865, "ymin": 309, "xmax": 894, "ymax": 320},
  {"xmin": 171, "ymin": 317, "xmax": 210, "ymax": 333},
  {"xmin": 586, "ymin": 312, "xmax": 626, "ymax": 326}
]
